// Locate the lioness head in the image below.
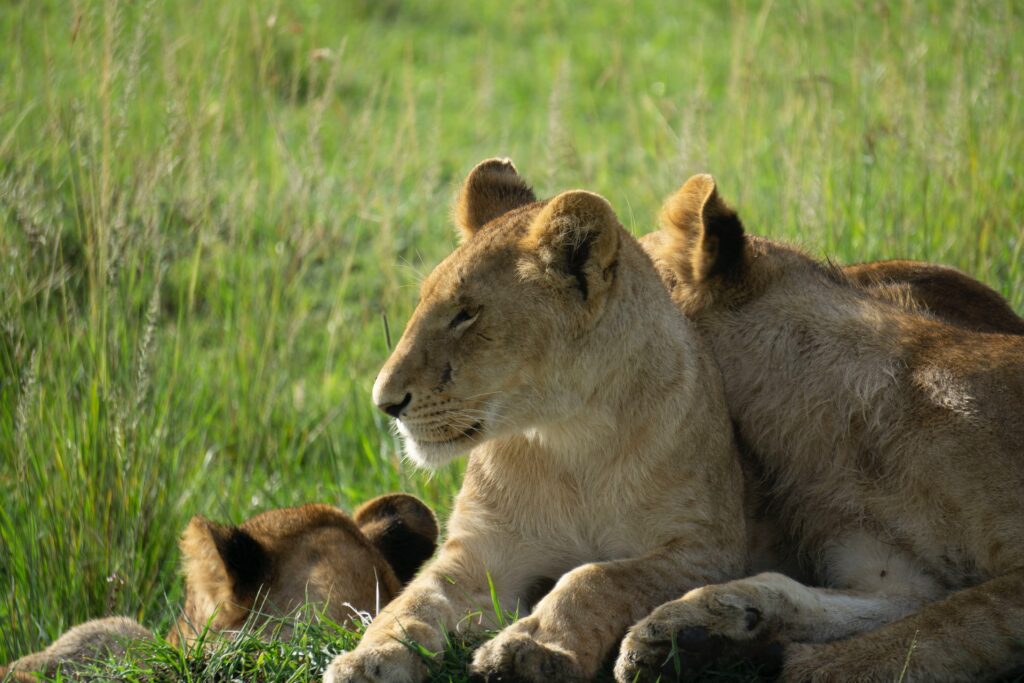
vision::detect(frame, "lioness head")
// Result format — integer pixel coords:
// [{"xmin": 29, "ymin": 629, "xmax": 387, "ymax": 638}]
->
[
  {"xmin": 373, "ymin": 158, "xmax": 626, "ymax": 467},
  {"xmin": 170, "ymin": 493, "xmax": 437, "ymax": 644}
]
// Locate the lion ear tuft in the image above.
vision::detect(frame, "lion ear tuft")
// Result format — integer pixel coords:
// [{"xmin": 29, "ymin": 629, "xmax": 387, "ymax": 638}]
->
[
  {"xmin": 454, "ymin": 157, "xmax": 537, "ymax": 240},
  {"xmin": 660, "ymin": 174, "xmax": 744, "ymax": 281}
]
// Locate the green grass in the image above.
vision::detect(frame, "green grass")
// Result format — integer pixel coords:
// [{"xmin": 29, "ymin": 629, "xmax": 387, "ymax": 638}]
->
[{"xmin": 1, "ymin": 0, "xmax": 1022, "ymax": 680}]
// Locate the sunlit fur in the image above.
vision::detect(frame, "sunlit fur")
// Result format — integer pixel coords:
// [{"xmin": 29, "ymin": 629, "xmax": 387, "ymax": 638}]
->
[
  {"xmin": 2, "ymin": 495, "xmax": 437, "ymax": 679},
  {"xmin": 325, "ymin": 159, "xmax": 746, "ymax": 683},
  {"xmin": 620, "ymin": 173, "xmax": 1024, "ymax": 683}
]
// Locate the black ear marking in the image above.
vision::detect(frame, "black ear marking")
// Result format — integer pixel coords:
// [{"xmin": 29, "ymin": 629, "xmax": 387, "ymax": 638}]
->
[
  {"xmin": 210, "ymin": 525, "xmax": 271, "ymax": 600},
  {"xmin": 702, "ymin": 209, "xmax": 745, "ymax": 279},
  {"xmin": 565, "ymin": 231, "xmax": 596, "ymax": 301},
  {"xmin": 371, "ymin": 519, "xmax": 437, "ymax": 585}
]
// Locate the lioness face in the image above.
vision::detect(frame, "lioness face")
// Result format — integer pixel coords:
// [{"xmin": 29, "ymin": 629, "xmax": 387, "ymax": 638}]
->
[{"xmin": 373, "ymin": 159, "xmax": 620, "ymax": 467}]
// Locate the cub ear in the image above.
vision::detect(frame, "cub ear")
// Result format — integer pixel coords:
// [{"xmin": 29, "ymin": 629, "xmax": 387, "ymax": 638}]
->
[
  {"xmin": 354, "ymin": 494, "xmax": 439, "ymax": 585},
  {"xmin": 179, "ymin": 516, "xmax": 271, "ymax": 611},
  {"xmin": 455, "ymin": 157, "xmax": 537, "ymax": 240},
  {"xmin": 522, "ymin": 190, "xmax": 621, "ymax": 303},
  {"xmin": 660, "ymin": 174, "xmax": 744, "ymax": 281}
]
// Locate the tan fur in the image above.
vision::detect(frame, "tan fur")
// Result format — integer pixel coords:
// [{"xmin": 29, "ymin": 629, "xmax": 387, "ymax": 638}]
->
[
  {"xmin": 618, "ymin": 174, "xmax": 1024, "ymax": 683},
  {"xmin": 324, "ymin": 159, "xmax": 746, "ymax": 683},
  {"xmin": 641, "ymin": 234, "xmax": 1024, "ymax": 584},
  {"xmin": 3, "ymin": 495, "xmax": 437, "ymax": 679},
  {"xmin": 1, "ymin": 618, "xmax": 151, "ymax": 682},
  {"xmin": 453, "ymin": 157, "xmax": 537, "ymax": 241}
]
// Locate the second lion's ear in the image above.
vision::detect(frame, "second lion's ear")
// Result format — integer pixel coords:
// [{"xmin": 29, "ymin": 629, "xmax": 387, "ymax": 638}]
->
[
  {"xmin": 454, "ymin": 158, "xmax": 537, "ymax": 240},
  {"xmin": 660, "ymin": 174, "xmax": 744, "ymax": 282},
  {"xmin": 354, "ymin": 494, "xmax": 439, "ymax": 585}
]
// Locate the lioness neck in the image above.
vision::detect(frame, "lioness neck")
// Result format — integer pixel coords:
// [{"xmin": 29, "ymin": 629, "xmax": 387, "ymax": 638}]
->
[{"xmin": 509, "ymin": 237, "xmax": 724, "ymax": 470}]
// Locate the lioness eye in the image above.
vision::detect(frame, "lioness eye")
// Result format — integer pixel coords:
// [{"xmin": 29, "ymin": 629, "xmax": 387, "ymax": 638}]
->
[{"xmin": 449, "ymin": 308, "xmax": 477, "ymax": 330}]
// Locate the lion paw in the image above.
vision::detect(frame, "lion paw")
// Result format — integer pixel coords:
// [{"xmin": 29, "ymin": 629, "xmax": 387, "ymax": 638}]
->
[
  {"xmin": 323, "ymin": 642, "xmax": 426, "ymax": 683},
  {"xmin": 614, "ymin": 587, "xmax": 784, "ymax": 682},
  {"xmin": 469, "ymin": 619, "xmax": 585, "ymax": 683}
]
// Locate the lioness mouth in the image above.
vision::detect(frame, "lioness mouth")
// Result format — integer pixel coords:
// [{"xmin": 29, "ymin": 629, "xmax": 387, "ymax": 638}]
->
[{"xmin": 416, "ymin": 421, "xmax": 483, "ymax": 445}]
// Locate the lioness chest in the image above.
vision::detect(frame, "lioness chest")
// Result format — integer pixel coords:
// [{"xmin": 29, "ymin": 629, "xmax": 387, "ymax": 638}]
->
[{"xmin": 454, "ymin": 436, "xmax": 727, "ymax": 571}]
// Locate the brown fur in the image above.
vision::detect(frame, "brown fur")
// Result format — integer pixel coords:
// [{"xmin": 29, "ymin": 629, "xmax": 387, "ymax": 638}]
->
[
  {"xmin": 618, "ymin": 174, "xmax": 1024, "ymax": 683},
  {"xmin": 324, "ymin": 159, "xmax": 746, "ymax": 683},
  {"xmin": 3, "ymin": 495, "xmax": 437, "ymax": 679},
  {"xmin": 843, "ymin": 259, "xmax": 1024, "ymax": 335}
]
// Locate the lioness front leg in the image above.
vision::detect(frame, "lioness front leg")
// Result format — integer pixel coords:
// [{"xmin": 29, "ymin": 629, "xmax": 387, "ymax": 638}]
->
[
  {"xmin": 471, "ymin": 543, "xmax": 728, "ymax": 682},
  {"xmin": 783, "ymin": 568, "xmax": 1024, "ymax": 683},
  {"xmin": 324, "ymin": 541, "xmax": 526, "ymax": 683},
  {"xmin": 615, "ymin": 572, "xmax": 924, "ymax": 682}
]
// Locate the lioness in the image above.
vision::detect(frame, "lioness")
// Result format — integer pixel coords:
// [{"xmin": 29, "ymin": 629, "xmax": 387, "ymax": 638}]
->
[
  {"xmin": 1, "ymin": 494, "xmax": 437, "ymax": 681},
  {"xmin": 618, "ymin": 173, "xmax": 1024, "ymax": 682},
  {"xmin": 324, "ymin": 159, "xmax": 746, "ymax": 682}
]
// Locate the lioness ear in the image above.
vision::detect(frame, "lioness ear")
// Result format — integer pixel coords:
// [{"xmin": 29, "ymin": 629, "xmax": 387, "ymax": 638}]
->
[
  {"xmin": 660, "ymin": 174, "xmax": 744, "ymax": 281},
  {"xmin": 180, "ymin": 516, "xmax": 271, "ymax": 611},
  {"xmin": 523, "ymin": 190, "xmax": 621, "ymax": 302},
  {"xmin": 354, "ymin": 494, "xmax": 439, "ymax": 585},
  {"xmin": 455, "ymin": 157, "xmax": 537, "ymax": 240}
]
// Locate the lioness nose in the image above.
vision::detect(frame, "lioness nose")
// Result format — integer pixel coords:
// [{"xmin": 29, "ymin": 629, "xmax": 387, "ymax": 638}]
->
[{"xmin": 379, "ymin": 392, "xmax": 412, "ymax": 419}]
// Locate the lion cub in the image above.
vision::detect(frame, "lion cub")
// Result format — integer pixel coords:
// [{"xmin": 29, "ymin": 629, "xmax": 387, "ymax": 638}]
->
[
  {"xmin": 2, "ymin": 494, "xmax": 437, "ymax": 680},
  {"xmin": 324, "ymin": 159, "xmax": 746, "ymax": 682},
  {"xmin": 618, "ymin": 174, "xmax": 1024, "ymax": 682}
]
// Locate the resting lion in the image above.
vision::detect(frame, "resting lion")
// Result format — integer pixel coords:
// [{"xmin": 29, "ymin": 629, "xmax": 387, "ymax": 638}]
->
[
  {"xmin": 1, "ymin": 494, "xmax": 437, "ymax": 681},
  {"xmin": 619, "ymin": 173, "xmax": 1024, "ymax": 682},
  {"xmin": 323, "ymin": 159, "xmax": 746, "ymax": 682},
  {"xmin": 647, "ymin": 238, "xmax": 1024, "ymax": 586}
]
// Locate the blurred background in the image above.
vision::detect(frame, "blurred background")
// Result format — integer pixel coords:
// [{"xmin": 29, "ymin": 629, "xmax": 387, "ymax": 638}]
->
[{"xmin": 1, "ymin": 0, "xmax": 1021, "ymax": 665}]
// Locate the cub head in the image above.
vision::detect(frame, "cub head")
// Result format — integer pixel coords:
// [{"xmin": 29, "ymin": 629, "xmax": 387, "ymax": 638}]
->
[
  {"xmin": 374, "ymin": 158, "xmax": 628, "ymax": 467},
  {"xmin": 170, "ymin": 494, "xmax": 437, "ymax": 644},
  {"xmin": 640, "ymin": 173, "xmax": 748, "ymax": 316}
]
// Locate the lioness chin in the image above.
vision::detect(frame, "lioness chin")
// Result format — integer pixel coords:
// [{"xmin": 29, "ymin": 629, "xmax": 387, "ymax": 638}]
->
[
  {"xmin": 323, "ymin": 159, "xmax": 746, "ymax": 683},
  {"xmin": 619, "ymin": 173, "xmax": 1024, "ymax": 683}
]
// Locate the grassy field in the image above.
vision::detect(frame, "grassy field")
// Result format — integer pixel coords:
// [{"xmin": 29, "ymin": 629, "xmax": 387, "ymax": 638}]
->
[{"xmin": 1, "ymin": 0, "xmax": 1022, "ymax": 680}]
